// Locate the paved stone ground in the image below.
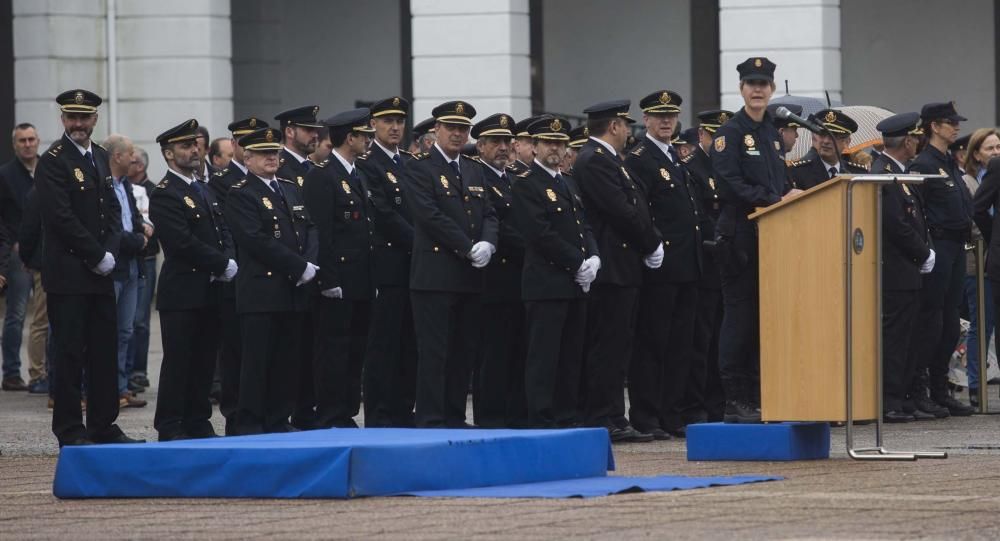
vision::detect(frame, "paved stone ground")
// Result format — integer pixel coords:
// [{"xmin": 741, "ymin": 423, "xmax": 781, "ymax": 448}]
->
[{"xmin": 3, "ymin": 312, "xmax": 1000, "ymax": 539}]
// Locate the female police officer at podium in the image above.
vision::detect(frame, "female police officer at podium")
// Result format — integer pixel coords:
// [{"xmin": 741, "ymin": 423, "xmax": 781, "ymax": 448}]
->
[{"xmin": 710, "ymin": 57, "xmax": 801, "ymax": 424}]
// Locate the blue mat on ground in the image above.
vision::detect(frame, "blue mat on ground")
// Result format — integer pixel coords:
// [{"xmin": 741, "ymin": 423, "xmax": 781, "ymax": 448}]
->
[
  {"xmin": 399, "ymin": 474, "xmax": 782, "ymax": 498},
  {"xmin": 53, "ymin": 428, "xmax": 614, "ymax": 499},
  {"xmin": 687, "ymin": 422, "xmax": 830, "ymax": 461}
]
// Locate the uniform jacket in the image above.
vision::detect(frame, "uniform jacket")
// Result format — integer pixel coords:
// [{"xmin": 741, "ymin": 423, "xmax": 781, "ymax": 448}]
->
[
  {"xmin": 908, "ymin": 144, "xmax": 973, "ymax": 234},
  {"xmin": 683, "ymin": 147, "xmax": 722, "ymax": 289},
  {"xmin": 35, "ymin": 134, "xmax": 122, "ymax": 296},
  {"xmin": 872, "ymin": 155, "xmax": 930, "ymax": 291},
  {"xmin": 277, "ymin": 148, "xmax": 312, "ymax": 190},
  {"xmin": 356, "ymin": 146, "xmax": 414, "ymax": 287},
  {"xmin": 787, "ymin": 148, "xmax": 869, "ymax": 190},
  {"xmin": 150, "ymin": 170, "xmax": 233, "ymax": 310},
  {"xmin": 480, "ymin": 160, "xmax": 525, "ymax": 303},
  {"xmin": 403, "ymin": 147, "xmax": 499, "ymax": 293},
  {"xmin": 224, "ymin": 173, "xmax": 317, "ymax": 313},
  {"xmin": 511, "ymin": 162, "xmax": 598, "ymax": 300},
  {"xmin": 575, "ymin": 138, "xmax": 660, "ymax": 287},
  {"xmin": 207, "ymin": 160, "xmax": 247, "ymax": 209},
  {"xmin": 302, "ymin": 152, "xmax": 375, "ymax": 300},
  {"xmin": 626, "ymin": 137, "xmax": 702, "ymax": 284}
]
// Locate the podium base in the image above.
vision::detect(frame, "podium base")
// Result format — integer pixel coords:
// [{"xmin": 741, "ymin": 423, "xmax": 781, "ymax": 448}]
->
[{"xmin": 687, "ymin": 422, "xmax": 830, "ymax": 461}]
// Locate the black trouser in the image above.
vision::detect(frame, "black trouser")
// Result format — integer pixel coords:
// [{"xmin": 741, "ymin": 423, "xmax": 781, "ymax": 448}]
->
[
  {"xmin": 474, "ymin": 300, "xmax": 527, "ymax": 428},
  {"xmin": 363, "ymin": 286, "xmax": 417, "ymax": 427},
  {"xmin": 686, "ymin": 286, "xmax": 725, "ymax": 420},
  {"xmin": 883, "ymin": 289, "xmax": 921, "ymax": 411},
  {"xmin": 313, "ymin": 297, "xmax": 371, "ymax": 427},
  {"xmin": 48, "ymin": 293, "xmax": 120, "ymax": 444},
  {"xmin": 218, "ymin": 296, "xmax": 242, "ymax": 435},
  {"xmin": 154, "ymin": 307, "xmax": 220, "ymax": 438},
  {"xmin": 582, "ymin": 284, "xmax": 638, "ymax": 428},
  {"xmin": 292, "ymin": 301, "xmax": 316, "ymax": 427},
  {"xmin": 524, "ymin": 298, "xmax": 586, "ymax": 428},
  {"xmin": 411, "ymin": 290, "xmax": 480, "ymax": 428},
  {"xmin": 717, "ymin": 230, "xmax": 760, "ymax": 403},
  {"xmin": 909, "ymin": 238, "xmax": 965, "ymax": 400},
  {"xmin": 234, "ymin": 311, "xmax": 304, "ymax": 434},
  {"xmin": 629, "ymin": 282, "xmax": 698, "ymax": 432}
]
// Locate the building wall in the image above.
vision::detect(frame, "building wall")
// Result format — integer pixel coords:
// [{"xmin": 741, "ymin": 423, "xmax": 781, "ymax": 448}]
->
[
  {"xmin": 841, "ymin": 0, "xmax": 995, "ymax": 126},
  {"xmin": 541, "ymin": 0, "xmax": 693, "ymax": 127},
  {"xmin": 232, "ymin": 0, "xmax": 403, "ymax": 125}
]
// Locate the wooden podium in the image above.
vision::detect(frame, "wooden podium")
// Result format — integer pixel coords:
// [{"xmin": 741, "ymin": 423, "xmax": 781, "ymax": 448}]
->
[{"xmin": 749, "ymin": 174, "xmax": 946, "ymax": 461}]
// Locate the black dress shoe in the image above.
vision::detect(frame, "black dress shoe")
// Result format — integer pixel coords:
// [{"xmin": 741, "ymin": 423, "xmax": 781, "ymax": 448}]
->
[
  {"xmin": 268, "ymin": 423, "xmax": 301, "ymax": 433},
  {"xmin": 934, "ymin": 395, "xmax": 975, "ymax": 417},
  {"xmin": 665, "ymin": 426, "xmax": 687, "ymax": 439},
  {"xmin": 723, "ymin": 401, "xmax": 761, "ymax": 424},
  {"xmin": 60, "ymin": 437, "xmax": 95, "ymax": 447},
  {"xmin": 609, "ymin": 425, "xmax": 654, "ymax": 443},
  {"xmin": 910, "ymin": 408, "xmax": 936, "ymax": 421},
  {"xmin": 93, "ymin": 432, "xmax": 146, "ymax": 444},
  {"xmin": 883, "ymin": 410, "xmax": 914, "ymax": 423},
  {"xmin": 914, "ymin": 397, "xmax": 950, "ymax": 418},
  {"xmin": 643, "ymin": 427, "xmax": 671, "ymax": 441},
  {"xmin": 158, "ymin": 432, "xmax": 189, "ymax": 442}
]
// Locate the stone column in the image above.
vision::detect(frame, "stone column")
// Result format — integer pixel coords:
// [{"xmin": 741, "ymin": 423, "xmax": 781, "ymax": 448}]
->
[
  {"xmin": 410, "ymin": 0, "xmax": 531, "ymax": 124},
  {"xmin": 718, "ymin": 0, "xmax": 841, "ymax": 111}
]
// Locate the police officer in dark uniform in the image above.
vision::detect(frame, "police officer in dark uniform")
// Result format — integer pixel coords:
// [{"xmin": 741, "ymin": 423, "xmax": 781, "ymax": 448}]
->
[
  {"xmin": 302, "ymin": 108, "xmax": 376, "ymax": 428},
  {"xmin": 787, "ymin": 109, "xmax": 868, "ymax": 190},
  {"xmin": 681, "ymin": 109, "xmax": 732, "ymax": 422},
  {"xmin": 576, "ymin": 99, "xmax": 662, "ymax": 442},
  {"xmin": 207, "ymin": 117, "xmax": 263, "ymax": 434},
  {"xmin": 224, "ymin": 127, "xmax": 319, "ymax": 434},
  {"xmin": 512, "ymin": 116, "xmax": 598, "ymax": 428},
  {"xmin": 766, "ymin": 103, "xmax": 802, "ymax": 154},
  {"xmin": 562, "ymin": 124, "xmax": 588, "ymax": 172},
  {"xmin": 470, "ymin": 112, "xmax": 526, "ymax": 427},
  {"xmin": 871, "ymin": 112, "xmax": 934, "ymax": 422},
  {"xmin": 274, "ymin": 105, "xmax": 323, "ymax": 428},
  {"xmin": 150, "ymin": 119, "xmax": 236, "ymax": 440},
  {"xmin": 907, "ymin": 101, "xmax": 976, "ymax": 417},
  {"xmin": 36, "ymin": 89, "xmax": 142, "ymax": 446},
  {"xmin": 411, "ymin": 117, "xmax": 437, "ymax": 154},
  {"xmin": 510, "ymin": 115, "xmax": 550, "ymax": 176},
  {"xmin": 711, "ymin": 58, "xmax": 799, "ymax": 423},
  {"xmin": 358, "ymin": 96, "xmax": 418, "ymax": 427},
  {"xmin": 404, "ymin": 100, "xmax": 499, "ymax": 428},
  {"xmin": 624, "ymin": 90, "xmax": 701, "ymax": 440}
]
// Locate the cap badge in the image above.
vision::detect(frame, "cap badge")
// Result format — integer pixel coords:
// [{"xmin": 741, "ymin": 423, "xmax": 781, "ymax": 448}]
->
[
  {"xmin": 719, "ymin": 112, "xmax": 730, "ymax": 122},
  {"xmin": 546, "ymin": 188, "xmax": 558, "ymax": 202},
  {"xmin": 440, "ymin": 175, "xmax": 449, "ymax": 189},
  {"xmin": 754, "ymin": 58, "xmax": 762, "ymax": 67},
  {"xmin": 265, "ymin": 130, "xmax": 274, "ymax": 142},
  {"xmin": 823, "ymin": 111, "xmax": 836, "ymax": 123},
  {"xmin": 262, "ymin": 197, "xmax": 273, "ymax": 210},
  {"xmin": 660, "ymin": 168, "xmax": 671, "ymax": 182},
  {"xmin": 550, "ymin": 119, "xmax": 562, "ymax": 132},
  {"xmin": 583, "ymin": 127, "xmax": 590, "ymax": 137},
  {"xmin": 249, "ymin": 118, "xmax": 257, "ymax": 128},
  {"xmin": 184, "ymin": 196, "xmax": 196, "ymax": 209},
  {"xmin": 499, "ymin": 115, "xmax": 509, "ymax": 128},
  {"xmin": 455, "ymin": 102, "xmax": 465, "ymax": 115},
  {"xmin": 342, "ymin": 180, "xmax": 351, "ymax": 194},
  {"xmin": 312, "ymin": 106, "xmax": 319, "ymax": 116},
  {"xmin": 392, "ymin": 97, "xmax": 400, "ymax": 107},
  {"xmin": 189, "ymin": 120, "xmax": 197, "ymax": 129},
  {"xmin": 74, "ymin": 91, "xmax": 84, "ymax": 104},
  {"xmin": 714, "ymin": 136, "xmax": 726, "ymax": 152},
  {"xmin": 386, "ymin": 171, "xmax": 397, "ymax": 183},
  {"xmin": 659, "ymin": 92, "xmax": 671, "ymax": 105}
]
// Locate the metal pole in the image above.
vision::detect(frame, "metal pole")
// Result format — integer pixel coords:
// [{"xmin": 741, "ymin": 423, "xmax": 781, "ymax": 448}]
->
[
  {"xmin": 976, "ymin": 238, "xmax": 988, "ymax": 413},
  {"xmin": 106, "ymin": 0, "xmax": 118, "ymax": 133}
]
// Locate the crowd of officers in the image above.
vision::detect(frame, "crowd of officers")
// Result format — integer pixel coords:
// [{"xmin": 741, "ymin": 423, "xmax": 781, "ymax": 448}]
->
[{"xmin": 40, "ymin": 55, "xmax": 986, "ymax": 447}]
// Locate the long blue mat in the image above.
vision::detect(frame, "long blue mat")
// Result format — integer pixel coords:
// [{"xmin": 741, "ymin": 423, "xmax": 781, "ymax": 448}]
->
[
  {"xmin": 53, "ymin": 428, "xmax": 614, "ymax": 499},
  {"xmin": 399, "ymin": 474, "xmax": 782, "ymax": 498}
]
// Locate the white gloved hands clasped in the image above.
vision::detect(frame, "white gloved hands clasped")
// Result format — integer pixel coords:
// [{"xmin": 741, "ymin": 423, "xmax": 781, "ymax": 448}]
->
[
  {"xmin": 643, "ymin": 242, "xmax": 664, "ymax": 269},
  {"xmin": 468, "ymin": 241, "xmax": 496, "ymax": 268},
  {"xmin": 920, "ymin": 249, "xmax": 936, "ymax": 274},
  {"xmin": 215, "ymin": 259, "xmax": 238, "ymax": 282},
  {"xmin": 296, "ymin": 262, "xmax": 319, "ymax": 286},
  {"xmin": 91, "ymin": 252, "xmax": 116, "ymax": 276},
  {"xmin": 575, "ymin": 256, "xmax": 601, "ymax": 287}
]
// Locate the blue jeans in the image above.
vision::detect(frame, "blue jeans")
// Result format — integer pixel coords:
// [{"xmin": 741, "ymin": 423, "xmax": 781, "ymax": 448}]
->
[
  {"xmin": 965, "ymin": 276, "xmax": 995, "ymax": 389},
  {"xmin": 2, "ymin": 252, "xmax": 33, "ymax": 379},
  {"xmin": 128, "ymin": 257, "xmax": 157, "ymax": 377},
  {"xmin": 113, "ymin": 261, "xmax": 139, "ymax": 395}
]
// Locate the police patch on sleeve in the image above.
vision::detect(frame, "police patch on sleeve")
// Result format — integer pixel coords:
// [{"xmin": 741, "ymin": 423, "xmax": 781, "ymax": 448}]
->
[{"xmin": 714, "ymin": 136, "xmax": 726, "ymax": 152}]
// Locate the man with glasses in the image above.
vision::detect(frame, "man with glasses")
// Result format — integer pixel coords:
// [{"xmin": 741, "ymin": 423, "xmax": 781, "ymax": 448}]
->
[
  {"xmin": 906, "ymin": 101, "xmax": 976, "ymax": 418},
  {"xmin": 787, "ymin": 109, "xmax": 868, "ymax": 190}
]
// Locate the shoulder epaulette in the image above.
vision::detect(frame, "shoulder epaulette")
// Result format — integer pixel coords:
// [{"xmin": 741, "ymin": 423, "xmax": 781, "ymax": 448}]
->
[
  {"xmin": 46, "ymin": 142, "xmax": 63, "ymax": 157},
  {"xmin": 883, "ymin": 163, "xmax": 893, "ymax": 173},
  {"xmin": 91, "ymin": 141, "xmax": 106, "ymax": 151},
  {"xmin": 848, "ymin": 161, "xmax": 870, "ymax": 172},
  {"xmin": 314, "ymin": 159, "xmax": 329, "ymax": 168},
  {"xmin": 399, "ymin": 149, "xmax": 413, "ymax": 157},
  {"xmin": 279, "ymin": 157, "xmax": 286, "ymax": 165},
  {"xmin": 232, "ymin": 179, "xmax": 248, "ymax": 189},
  {"xmin": 681, "ymin": 154, "xmax": 694, "ymax": 164},
  {"xmin": 414, "ymin": 152, "xmax": 431, "ymax": 160},
  {"xmin": 505, "ymin": 164, "xmax": 518, "ymax": 172},
  {"xmin": 630, "ymin": 145, "xmax": 644, "ymax": 157},
  {"xmin": 788, "ymin": 158, "xmax": 812, "ymax": 168},
  {"xmin": 155, "ymin": 178, "xmax": 169, "ymax": 189},
  {"xmin": 356, "ymin": 152, "xmax": 369, "ymax": 161},
  {"xmin": 277, "ymin": 177, "xmax": 296, "ymax": 185},
  {"xmin": 517, "ymin": 170, "xmax": 531, "ymax": 178},
  {"xmin": 463, "ymin": 154, "xmax": 480, "ymax": 162},
  {"xmin": 213, "ymin": 168, "xmax": 228, "ymax": 177}
]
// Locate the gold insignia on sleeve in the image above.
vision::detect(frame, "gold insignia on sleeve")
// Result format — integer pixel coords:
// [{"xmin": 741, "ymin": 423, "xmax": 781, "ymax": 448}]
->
[
  {"xmin": 74, "ymin": 168, "xmax": 84, "ymax": 182},
  {"xmin": 386, "ymin": 171, "xmax": 397, "ymax": 183},
  {"xmin": 342, "ymin": 180, "xmax": 351, "ymax": 194},
  {"xmin": 184, "ymin": 196, "xmax": 196, "ymax": 208},
  {"xmin": 714, "ymin": 136, "xmax": 726, "ymax": 152},
  {"xmin": 659, "ymin": 168, "xmax": 671, "ymax": 181},
  {"xmin": 546, "ymin": 188, "xmax": 557, "ymax": 202},
  {"xmin": 743, "ymin": 134, "xmax": 755, "ymax": 148},
  {"xmin": 440, "ymin": 175, "xmax": 449, "ymax": 189},
  {"xmin": 262, "ymin": 197, "xmax": 273, "ymax": 210}
]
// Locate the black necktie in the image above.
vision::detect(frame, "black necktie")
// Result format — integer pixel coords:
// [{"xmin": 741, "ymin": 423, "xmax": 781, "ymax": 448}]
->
[
  {"xmin": 449, "ymin": 160, "xmax": 461, "ymax": 179},
  {"xmin": 191, "ymin": 179, "xmax": 207, "ymax": 205},
  {"xmin": 85, "ymin": 150, "xmax": 96, "ymax": 169},
  {"xmin": 828, "ymin": 166, "xmax": 838, "ymax": 179},
  {"xmin": 303, "ymin": 160, "xmax": 314, "ymax": 173},
  {"xmin": 554, "ymin": 172, "xmax": 564, "ymax": 184},
  {"xmin": 269, "ymin": 180, "xmax": 286, "ymax": 205},
  {"xmin": 392, "ymin": 154, "xmax": 401, "ymax": 167}
]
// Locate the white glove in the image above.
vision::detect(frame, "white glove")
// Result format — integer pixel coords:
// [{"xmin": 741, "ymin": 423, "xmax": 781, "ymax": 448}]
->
[
  {"xmin": 321, "ymin": 287, "xmax": 343, "ymax": 299},
  {"xmin": 581, "ymin": 282, "xmax": 591, "ymax": 293},
  {"xmin": 296, "ymin": 262, "xmax": 319, "ymax": 286},
  {"xmin": 215, "ymin": 259, "xmax": 238, "ymax": 282},
  {"xmin": 574, "ymin": 256, "xmax": 601, "ymax": 286},
  {"xmin": 920, "ymin": 249, "xmax": 936, "ymax": 274},
  {"xmin": 643, "ymin": 243, "xmax": 664, "ymax": 269},
  {"xmin": 91, "ymin": 252, "xmax": 116, "ymax": 275},
  {"xmin": 468, "ymin": 241, "xmax": 496, "ymax": 268}
]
